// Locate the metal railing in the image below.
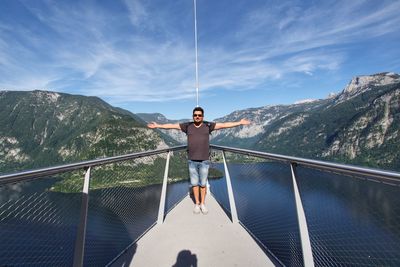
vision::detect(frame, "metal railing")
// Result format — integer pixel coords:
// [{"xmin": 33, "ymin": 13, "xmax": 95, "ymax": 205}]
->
[
  {"xmin": 0, "ymin": 145, "xmax": 187, "ymax": 267},
  {"xmin": 1, "ymin": 144, "xmax": 400, "ymax": 266},
  {"xmin": 210, "ymin": 145, "xmax": 400, "ymax": 267},
  {"xmin": 211, "ymin": 145, "xmax": 400, "ymax": 185}
]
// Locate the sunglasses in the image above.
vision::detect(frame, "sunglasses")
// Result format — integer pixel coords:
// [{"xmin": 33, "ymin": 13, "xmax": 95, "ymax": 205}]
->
[{"xmin": 193, "ymin": 114, "xmax": 203, "ymax": 117}]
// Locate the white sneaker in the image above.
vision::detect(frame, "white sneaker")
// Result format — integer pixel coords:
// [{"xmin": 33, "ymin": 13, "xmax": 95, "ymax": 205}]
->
[
  {"xmin": 200, "ymin": 204, "xmax": 208, "ymax": 214},
  {"xmin": 193, "ymin": 204, "xmax": 200, "ymax": 214}
]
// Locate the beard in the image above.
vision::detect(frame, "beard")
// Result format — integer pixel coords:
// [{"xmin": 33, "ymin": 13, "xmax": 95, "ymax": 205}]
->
[{"xmin": 193, "ymin": 120, "xmax": 203, "ymax": 126}]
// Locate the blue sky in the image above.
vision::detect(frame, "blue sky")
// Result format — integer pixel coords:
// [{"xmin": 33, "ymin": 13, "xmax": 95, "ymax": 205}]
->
[{"xmin": 1, "ymin": 0, "xmax": 399, "ymax": 120}]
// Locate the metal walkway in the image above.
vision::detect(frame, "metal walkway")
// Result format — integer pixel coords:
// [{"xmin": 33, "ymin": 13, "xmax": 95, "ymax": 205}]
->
[{"xmin": 129, "ymin": 195, "xmax": 274, "ymax": 267}]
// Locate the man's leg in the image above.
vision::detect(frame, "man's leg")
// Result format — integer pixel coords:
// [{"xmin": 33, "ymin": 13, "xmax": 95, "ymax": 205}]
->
[
  {"xmin": 192, "ymin": 186, "xmax": 200, "ymax": 205},
  {"xmin": 198, "ymin": 161, "xmax": 210, "ymax": 214},
  {"xmin": 188, "ymin": 160, "xmax": 201, "ymax": 214},
  {"xmin": 200, "ymin": 186, "xmax": 207, "ymax": 205}
]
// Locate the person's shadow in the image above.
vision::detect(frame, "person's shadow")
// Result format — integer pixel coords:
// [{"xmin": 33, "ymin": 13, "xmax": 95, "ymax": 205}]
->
[{"xmin": 172, "ymin": 250, "xmax": 197, "ymax": 267}]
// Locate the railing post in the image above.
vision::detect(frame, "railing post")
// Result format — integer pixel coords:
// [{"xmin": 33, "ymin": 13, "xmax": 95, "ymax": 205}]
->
[
  {"xmin": 290, "ymin": 163, "xmax": 314, "ymax": 267},
  {"xmin": 157, "ymin": 151, "xmax": 171, "ymax": 224},
  {"xmin": 73, "ymin": 167, "xmax": 91, "ymax": 267},
  {"xmin": 222, "ymin": 151, "xmax": 239, "ymax": 223}
]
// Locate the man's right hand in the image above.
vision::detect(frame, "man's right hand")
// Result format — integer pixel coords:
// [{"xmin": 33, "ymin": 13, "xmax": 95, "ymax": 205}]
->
[{"xmin": 147, "ymin": 122, "xmax": 158, "ymax": 128}]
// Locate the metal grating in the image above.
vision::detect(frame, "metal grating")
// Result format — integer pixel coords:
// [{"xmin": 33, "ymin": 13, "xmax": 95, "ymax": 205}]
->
[
  {"xmin": 296, "ymin": 165, "xmax": 400, "ymax": 266},
  {"xmin": 84, "ymin": 154, "xmax": 166, "ymax": 266},
  {"xmin": 224, "ymin": 152, "xmax": 304, "ymax": 267},
  {"xmin": 0, "ymin": 171, "xmax": 84, "ymax": 266},
  {"xmin": 165, "ymin": 150, "xmax": 190, "ymax": 214},
  {"xmin": 208, "ymin": 150, "xmax": 231, "ymax": 216}
]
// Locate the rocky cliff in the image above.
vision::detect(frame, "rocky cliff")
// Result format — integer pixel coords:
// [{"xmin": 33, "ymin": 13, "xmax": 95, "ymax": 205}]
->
[{"xmin": 212, "ymin": 72, "xmax": 400, "ymax": 170}]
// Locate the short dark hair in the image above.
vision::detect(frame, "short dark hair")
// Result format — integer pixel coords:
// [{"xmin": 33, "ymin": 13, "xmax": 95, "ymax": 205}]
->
[{"xmin": 193, "ymin": 106, "xmax": 204, "ymax": 115}]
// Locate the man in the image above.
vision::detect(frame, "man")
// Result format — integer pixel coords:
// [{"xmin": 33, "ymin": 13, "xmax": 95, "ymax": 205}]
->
[{"xmin": 148, "ymin": 107, "xmax": 250, "ymax": 214}]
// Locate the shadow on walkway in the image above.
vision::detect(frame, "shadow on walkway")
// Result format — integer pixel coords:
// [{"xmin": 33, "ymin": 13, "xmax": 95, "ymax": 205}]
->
[{"xmin": 172, "ymin": 250, "xmax": 197, "ymax": 267}]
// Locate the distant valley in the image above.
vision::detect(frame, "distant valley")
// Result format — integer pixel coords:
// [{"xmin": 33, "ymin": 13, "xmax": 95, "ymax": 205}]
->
[{"xmin": 1, "ymin": 72, "xmax": 399, "ymax": 174}]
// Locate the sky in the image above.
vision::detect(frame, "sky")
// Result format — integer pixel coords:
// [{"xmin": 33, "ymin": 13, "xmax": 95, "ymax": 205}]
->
[{"xmin": 1, "ymin": 0, "xmax": 400, "ymax": 120}]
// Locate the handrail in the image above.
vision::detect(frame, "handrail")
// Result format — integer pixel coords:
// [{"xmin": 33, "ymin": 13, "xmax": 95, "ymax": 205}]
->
[
  {"xmin": 3, "ymin": 144, "xmax": 400, "ymax": 185},
  {"xmin": 210, "ymin": 144, "xmax": 400, "ymax": 185},
  {"xmin": 0, "ymin": 145, "xmax": 187, "ymax": 185}
]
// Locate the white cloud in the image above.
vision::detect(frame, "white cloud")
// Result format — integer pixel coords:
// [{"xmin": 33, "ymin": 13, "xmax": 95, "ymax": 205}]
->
[
  {"xmin": 123, "ymin": 0, "xmax": 149, "ymax": 28},
  {"xmin": 232, "ymin": 0, "xmax": 400, "ymax": 61},
  {"xmin": 0, "ymin": 0, "xmax": 399, "ymax": 105}
]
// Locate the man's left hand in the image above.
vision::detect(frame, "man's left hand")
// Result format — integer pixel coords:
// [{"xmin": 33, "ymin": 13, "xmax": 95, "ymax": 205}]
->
[{"xmin": 240, "ymin": 119, "xmax": 251, "ymax": 125}]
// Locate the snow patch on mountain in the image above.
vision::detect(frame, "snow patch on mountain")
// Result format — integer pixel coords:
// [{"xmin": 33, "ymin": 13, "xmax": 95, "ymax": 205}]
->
[
  {"xmin": 33, "ymin": 91, "xmax": 60, "ymax": 103},
  {"xmin": 294, "ymin": 99, "xmax": 317, "ymax": 104}
]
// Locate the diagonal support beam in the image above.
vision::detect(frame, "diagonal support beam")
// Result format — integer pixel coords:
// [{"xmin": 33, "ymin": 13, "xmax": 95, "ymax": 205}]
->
[
  {"xmin": 73, "ymin": 167, "xmax": 91, "ymax": 267},
  {"xmin": 222, "ymin": 151, "xmax": 239, "ymax": 223},
  {"xmin": 290, "ymin": 163, "xmax": 315, "ymax": 267},
  {"xmin": 157, "ymin": 152, "xmax": 171, "ymax": 224}
]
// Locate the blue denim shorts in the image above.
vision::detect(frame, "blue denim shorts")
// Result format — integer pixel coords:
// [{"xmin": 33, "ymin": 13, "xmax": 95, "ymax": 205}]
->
[{"xmin": 188, "ymin": 160, "xmax": 210, "ymax": 187}]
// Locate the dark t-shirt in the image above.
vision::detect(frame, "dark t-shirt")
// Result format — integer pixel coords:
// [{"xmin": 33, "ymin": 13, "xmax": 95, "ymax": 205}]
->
[{"xmin": 179, "ymin": 121, "xmax": 216, "ymax": 161}]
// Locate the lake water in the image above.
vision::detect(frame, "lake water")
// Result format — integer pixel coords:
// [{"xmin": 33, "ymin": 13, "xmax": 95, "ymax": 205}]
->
[{"xmin": 1, "ymin": 162, "xmax": 400, "ymax": 266}]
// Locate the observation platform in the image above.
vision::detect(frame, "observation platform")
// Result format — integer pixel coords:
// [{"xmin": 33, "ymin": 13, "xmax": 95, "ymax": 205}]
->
[
  {"xmin": 2, "ymin": 144, "xmax": 400, "ymax": 266},
  {"xmin": 127, "ymin": 195, "xmax": 274, "ymax": 267}
]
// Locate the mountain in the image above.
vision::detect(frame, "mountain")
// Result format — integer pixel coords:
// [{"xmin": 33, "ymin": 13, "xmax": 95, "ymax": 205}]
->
[
  {"xmin": 136, "ymin": 113, "xmax": 188, "ymax": 124},
  {"xmin": 210, "ymin": 100, "xmax": 331, "ymax": 148},
  {"xmin": 137, "ymin": 72, "xmax": 400, "ymax": 171},
  {"xmin": 211, "ymin": 72, "xmax": 400, "ymax": 171},
  {"xmin": 8, "ymin": 71, "xmax": 397, "ymax": 174},
  {"xmin": 0, "ymin": 90, "xmax": 170, "ymax": 174}
]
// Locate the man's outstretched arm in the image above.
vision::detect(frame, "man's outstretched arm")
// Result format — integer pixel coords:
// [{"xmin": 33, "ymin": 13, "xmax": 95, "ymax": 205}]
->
[
  {"xmin": 147, "ymin": 122, "xmax": 181, "ymax": 130},
  {"xmin": 214, "ymin": 119, "xmax": 250, "ymax": 130}
]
